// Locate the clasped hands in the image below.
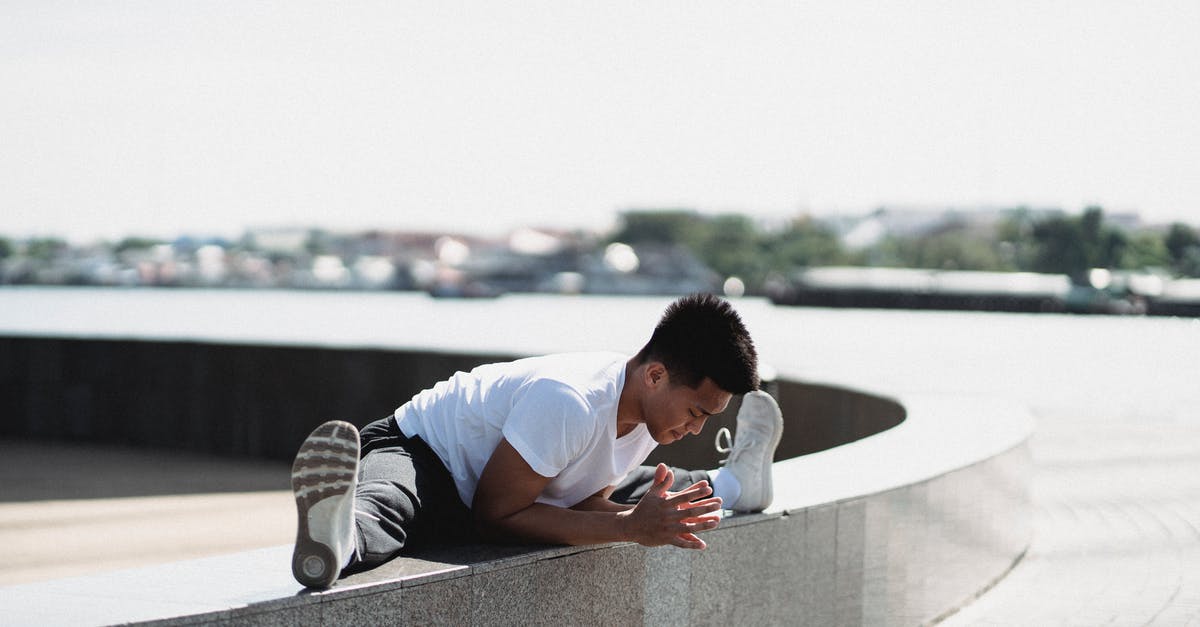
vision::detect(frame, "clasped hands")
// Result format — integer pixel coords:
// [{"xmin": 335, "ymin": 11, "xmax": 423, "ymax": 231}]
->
[{"xmin": 618, "ymin": 463, "xmax": 723, "ymax": 550}]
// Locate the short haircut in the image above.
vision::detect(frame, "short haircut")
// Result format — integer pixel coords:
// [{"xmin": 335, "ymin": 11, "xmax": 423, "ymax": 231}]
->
[{"xmin": 634, "ymin": 293, "xmax": 759, "ymax": 394}]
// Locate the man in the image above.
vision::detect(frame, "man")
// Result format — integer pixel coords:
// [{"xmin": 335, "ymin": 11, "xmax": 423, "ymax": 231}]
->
[{"xmin": 290, "ymin": 293, "xmax": 783, "ymax": 588}]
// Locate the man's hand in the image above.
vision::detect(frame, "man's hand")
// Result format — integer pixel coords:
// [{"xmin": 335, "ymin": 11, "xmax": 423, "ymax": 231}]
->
[
  {"xmin": 617, "ymin": 463, "xmax": 723, "ymax": 549},
  {"xmin": 474, "ymin": 442, "xmax": 720, "ymax": 548}
]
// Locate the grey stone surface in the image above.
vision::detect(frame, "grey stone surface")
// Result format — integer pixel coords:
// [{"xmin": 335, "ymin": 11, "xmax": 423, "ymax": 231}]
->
[
  {"xmin": 850, "ymin": 447, "xmax": 1036, "ymax": 627},
  {"xmin": 321, "ymin": 590, "xmax": 407, "ymax": 626},
  {"xmin": 545, "ymin": 544, "xmax": 645, "ymax": 624},
  {"xmin": 335, "ymin": 552, "xmax": 468, "ymax": 592},
  {"xmin": 643, "ymin": 545, "xmax": 691, "ymax": 627},
  {"xmin": 745, "ymin": 516, "xmax": 808, "ymax": 625},
  {"xmin": 458, "ymin": 542, "xmax": 606, "ymax": 575},
  {"xmin": 835, "ymin": 499, "xmax": 866, "ymax": 627},
  {"xmin": 891, "ymin": 483, "xmax": 929, "ymax": 624},
  {"xmin": 943, "ymin": 411, "xmax": 1200, "ymax": 626},
  {"xmin": 469, "ymin": 544, "xmax": 643, "ymax": 625},
  {"xmin": 803, "ymin": 503, "xmax": 839, "ymax": 627},
  {"xmin": 468, "ymin": 563, "xmax": 540, "ymax": 625},
  {"xmin": 861, "ymin": 493, "xmax": 893, "ymax": 626},
  {"xmin": 771, "ymin": 510, "xmax": 812, "ymax": 622},
  {"xmin": 396, "ymin": 577, "xmax": 472, "ymax": 625},
  {"xmin": 689, "ymin": 515, "xmax": 793, "ymax": 624},
  {"xmin": 212, "ymin": 603, "xmax": 323, "ymax": 627}
]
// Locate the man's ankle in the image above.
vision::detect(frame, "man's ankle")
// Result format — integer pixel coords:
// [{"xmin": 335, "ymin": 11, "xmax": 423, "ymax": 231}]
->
[{"xmin": 709, "ymin": 467, "xmax": 742, "ymax": 508}]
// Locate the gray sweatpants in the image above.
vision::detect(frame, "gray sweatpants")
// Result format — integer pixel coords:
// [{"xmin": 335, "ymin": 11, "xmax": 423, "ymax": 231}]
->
[{"xmin": 346, "ymin": 415, "xmax": 710, "ymax": 573}]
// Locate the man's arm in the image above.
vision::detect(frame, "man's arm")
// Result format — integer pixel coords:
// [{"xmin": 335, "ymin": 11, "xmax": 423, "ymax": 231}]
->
[
  {"xmin": 571, "ymin": 486, "xmax": 631, "ymax": 513},
  {"xmin": 472, "ymin": 438, "xmax": 721, "ymax": 549}
]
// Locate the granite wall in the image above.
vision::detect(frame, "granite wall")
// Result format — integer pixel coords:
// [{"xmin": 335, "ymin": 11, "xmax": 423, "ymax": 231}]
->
[{"xmin": 126, "ymin": 438, "xmax": 1029, "ymax": 626}]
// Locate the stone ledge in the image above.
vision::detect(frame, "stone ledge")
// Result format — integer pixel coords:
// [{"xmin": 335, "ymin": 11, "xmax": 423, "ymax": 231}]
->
[{"xmin": 0, "ymin": 385, "xmax": 1032, "ymax": 626}]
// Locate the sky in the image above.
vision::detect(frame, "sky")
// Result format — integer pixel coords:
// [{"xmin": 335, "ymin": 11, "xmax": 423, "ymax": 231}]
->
[{"xmin": 2, "ymin": 1, "xmax": 1198, "ymax": 242}]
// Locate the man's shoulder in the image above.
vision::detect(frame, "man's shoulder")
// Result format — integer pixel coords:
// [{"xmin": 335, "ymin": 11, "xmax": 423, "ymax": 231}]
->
[
  {"xmin": 495, "ymin": 352, "xmax": 625, "ymax": 413},
  {"xmin": 499, "ymin": 352, "xmax": 625, "ymax": 383},
  {"xmin": 518, "ymin": 351, "xmax": 627, "ymax": 367},
  {"xmin": 530, "ymin": 352, "xmax": 626, "ymax": 391}
]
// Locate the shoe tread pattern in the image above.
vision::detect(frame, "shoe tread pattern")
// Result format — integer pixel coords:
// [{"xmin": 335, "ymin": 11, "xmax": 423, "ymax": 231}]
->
[
  {"xmin": 290, "ymin": 420, "xmax": 359, "ymax": 588},
  {"xmin": 291, "ymin": 422, "xmax": 359, "ymax": 506}
]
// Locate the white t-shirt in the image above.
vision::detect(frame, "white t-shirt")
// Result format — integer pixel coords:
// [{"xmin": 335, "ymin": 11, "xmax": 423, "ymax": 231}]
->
[{"xmin": 393, "ymin": 352, "xmax": 659, "ymax": 509}]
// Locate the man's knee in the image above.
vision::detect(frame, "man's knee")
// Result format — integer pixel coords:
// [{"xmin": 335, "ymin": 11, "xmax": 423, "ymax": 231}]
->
[{"xmin": 356, "ymin": 479, "xmax": 419, "ymax": 522}]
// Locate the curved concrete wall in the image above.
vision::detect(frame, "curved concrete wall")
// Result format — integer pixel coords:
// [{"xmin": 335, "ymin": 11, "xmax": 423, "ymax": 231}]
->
[
  {"xmin": 0, "ymin": 337, "xmax": 510, "ymax": 460},
  {"xmin": 0, "ymin": 335, "xmax": 1030, "ymax": 626},
  {"xmin": 0, "ymin": 336, "xmax": 902, "ymax": 464},
  {"xmin": 299, "ymin": 394, "xmax": 1030, "ymax": 627}
]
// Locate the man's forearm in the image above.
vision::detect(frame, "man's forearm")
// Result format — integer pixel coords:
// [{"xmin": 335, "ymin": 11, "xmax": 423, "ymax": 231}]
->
[
  {"xmin": 472, "ymin": 442, "xmax": 718, "ymax": 550},
  {"xmin": 478, "ymin": 502, "xmax": 631, "ymax": 546},
  {"xmin": 571, "ymin": 494, "xmax": 633, "ymax": 513}
]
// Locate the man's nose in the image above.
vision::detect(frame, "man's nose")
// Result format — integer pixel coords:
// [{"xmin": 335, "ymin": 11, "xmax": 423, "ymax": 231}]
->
[{"xmin": 686, "ymin": 417, "xmax": 707, "ymax": 435}]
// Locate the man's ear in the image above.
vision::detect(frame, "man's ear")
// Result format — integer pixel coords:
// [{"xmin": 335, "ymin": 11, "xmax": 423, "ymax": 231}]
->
[{"xmin": 645, "ymin": 362, "xmax": 668, "ymax": 388}]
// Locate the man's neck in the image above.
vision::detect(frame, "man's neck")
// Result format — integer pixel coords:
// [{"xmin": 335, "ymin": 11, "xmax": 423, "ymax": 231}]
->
[{"xmin": 615, "ymin": 358, "xmax": 644, "ymax": 438}]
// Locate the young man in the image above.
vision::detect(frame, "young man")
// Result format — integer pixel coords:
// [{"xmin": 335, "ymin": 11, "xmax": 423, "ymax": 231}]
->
[{"xmin": 290, "ymin": 293, "xmax": 784, "ymax": 589}]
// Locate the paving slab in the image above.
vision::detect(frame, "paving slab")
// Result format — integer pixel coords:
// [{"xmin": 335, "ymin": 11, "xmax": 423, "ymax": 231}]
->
[{"xmin": 943, "ymin": 412, "xmax": 1200, "ymax": 625}]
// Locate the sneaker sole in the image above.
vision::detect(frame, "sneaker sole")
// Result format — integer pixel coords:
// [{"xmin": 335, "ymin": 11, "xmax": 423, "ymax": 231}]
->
[{"xmin": 291, "ymin": 420, "xmax": 360, "ymax": 589}]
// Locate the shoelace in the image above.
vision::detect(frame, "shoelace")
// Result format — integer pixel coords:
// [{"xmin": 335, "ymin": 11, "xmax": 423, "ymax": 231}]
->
[
  {"xmin": 714, "ymin": 426, "xmax": 757, "ymax": 467},
  {"xmin": 715, "ymin": 427, "xmax": 733, "ymax": 459}
]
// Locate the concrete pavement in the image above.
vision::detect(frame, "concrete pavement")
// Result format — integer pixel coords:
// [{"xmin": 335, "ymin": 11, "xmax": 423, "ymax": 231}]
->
[
  {"xmin": 943, "ymin": 410, "xmax": 1200, "ymax": 625},
  {"xmin": 0, "ymin": 440, "xmax": 293, "ymax": 586}
]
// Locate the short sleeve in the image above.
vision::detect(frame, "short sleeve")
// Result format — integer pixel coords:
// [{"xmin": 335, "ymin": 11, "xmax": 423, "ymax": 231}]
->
[{"xmin": 502, "ymin": 380, "xmax": 594, "ymax": 478}]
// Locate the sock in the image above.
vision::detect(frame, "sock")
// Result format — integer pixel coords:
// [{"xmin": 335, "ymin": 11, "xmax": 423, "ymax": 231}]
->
[{"xmin": 709, "ymin": 468, "xmax": 741, "ymax": 508}]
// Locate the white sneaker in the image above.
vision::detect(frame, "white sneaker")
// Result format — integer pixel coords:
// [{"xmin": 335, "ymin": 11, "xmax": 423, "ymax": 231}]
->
[
  {"xmin": 291, "ymin": 420, "xmax": 360, "ymax": 589},
  {"xmin": 715, "ymin": 390, "xmax": 783, "ymax": 512}
]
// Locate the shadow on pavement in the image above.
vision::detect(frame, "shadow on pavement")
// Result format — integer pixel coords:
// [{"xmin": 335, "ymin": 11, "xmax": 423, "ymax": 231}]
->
[{"xmin": 0, "ymin": 438, "xmax": 289, "ymax": 502}]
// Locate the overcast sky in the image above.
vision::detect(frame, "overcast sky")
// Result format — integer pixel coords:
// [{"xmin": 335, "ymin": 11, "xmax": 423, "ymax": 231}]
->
[{"xmin": 3, "ymin": 1, "xmax": 1198, "ymax": 242}]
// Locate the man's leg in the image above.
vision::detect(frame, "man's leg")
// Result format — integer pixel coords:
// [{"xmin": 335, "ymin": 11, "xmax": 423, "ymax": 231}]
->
[
  {"xmin": 349, "ymin": 422, "xmax": 475, "ymax": 572},
  {"xmin": 609, "ymin": 466, "xmax": 712, "ymax": 505},
  {"xmin": 291, "ymin": 416, "xmax": 473, "ymax": 588},
  {"xmin": 712, "ymin": 390, "xmax": 783, "ymax": 512},
  {"xmin": 612, "ymin": 390, "xmax": 784, "ymax": 512}
]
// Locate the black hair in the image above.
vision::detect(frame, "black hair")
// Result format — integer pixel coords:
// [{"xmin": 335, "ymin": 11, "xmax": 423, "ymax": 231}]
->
[{"xmin": 634, "ymin": 293, "xmax": 759, "ymax": 394}]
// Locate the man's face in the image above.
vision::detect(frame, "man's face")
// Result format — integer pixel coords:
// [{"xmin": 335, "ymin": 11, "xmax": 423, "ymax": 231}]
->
[{"xmin": 643, "ymin": 373, "xmax": 732, "ymax": 445}]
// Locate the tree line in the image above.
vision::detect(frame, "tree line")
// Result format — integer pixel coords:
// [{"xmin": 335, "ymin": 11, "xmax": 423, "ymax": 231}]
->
[
  {"xmin": 4, "ymin": 206, "xmax": 1198, "ymax": 294},
  {"xmin": 610, "ymin": 207, "xmax": 1200, "ymax": 291}
]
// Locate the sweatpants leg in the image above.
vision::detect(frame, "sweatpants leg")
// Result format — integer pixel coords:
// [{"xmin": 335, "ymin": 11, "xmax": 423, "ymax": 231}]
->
[
  {"xmin": 609, "ymin": 465, "xmax": 713, "ymax": 506},
  {"xmin": 345, "ymin": 416, "xmax": 475, "ymax": 573}
]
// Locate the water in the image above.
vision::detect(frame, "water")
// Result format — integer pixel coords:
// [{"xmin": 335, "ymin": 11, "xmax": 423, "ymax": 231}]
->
[{"xmin": 1, "ymin": 286, "xmax": 1197, "ymax": 421}]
